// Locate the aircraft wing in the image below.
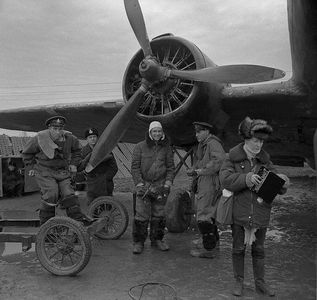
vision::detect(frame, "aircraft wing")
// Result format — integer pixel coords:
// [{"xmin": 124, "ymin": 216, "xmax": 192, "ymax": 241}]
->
[
  {"xmin": 221, "ymin": 80, "xmax": 306, "ymax": 124},
  {"xmin": 0, "ymin": 100, "xmax": 147, "ymax": 142},
  {"xmin": 220, "ymin": 80, "xmax": 316, "ymax": 166}
]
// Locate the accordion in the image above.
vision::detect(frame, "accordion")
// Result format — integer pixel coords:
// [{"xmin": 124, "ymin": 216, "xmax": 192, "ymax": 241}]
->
[{"xmin": 251, "ymin": 166, "xmax": 285, "ymax": 204}]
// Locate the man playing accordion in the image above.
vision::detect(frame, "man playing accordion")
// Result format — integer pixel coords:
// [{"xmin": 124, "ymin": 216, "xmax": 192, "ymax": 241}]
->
[{"xmin": 220, "ymin": 116, "xmax": 289, "ymax": 297}]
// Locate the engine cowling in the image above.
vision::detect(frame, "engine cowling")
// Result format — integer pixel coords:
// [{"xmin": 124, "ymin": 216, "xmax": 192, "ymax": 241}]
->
[
  {"xmin": 122, "ymin": 34, "xmax": 227, "ymax": 146},
  {"xmin": 123, "ymin": 34, "xmax": 218, "ymax": 117}
]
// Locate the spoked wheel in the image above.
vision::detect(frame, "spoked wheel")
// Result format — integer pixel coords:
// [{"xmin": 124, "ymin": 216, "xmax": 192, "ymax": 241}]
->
[
  {"xmin": 36, "ymin": 216, "xmax": 92, "ymax": 276},
  {"xmin": 88, "ymin": 196, "xmax": 129, "ymax": 240}
]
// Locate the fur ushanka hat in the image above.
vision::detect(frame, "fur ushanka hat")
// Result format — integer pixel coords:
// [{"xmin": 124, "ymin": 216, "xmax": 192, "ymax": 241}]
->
[{"xmin": 238, "ymin": 116, "xmax": 273, "ymax": 140}]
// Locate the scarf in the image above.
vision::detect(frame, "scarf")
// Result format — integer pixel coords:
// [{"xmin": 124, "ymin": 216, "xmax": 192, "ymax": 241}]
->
[
  {"xmin": 244, "ymin": 227, "xmax": 259, "ymax": 246},
  {"xmin": 243, "ymin": 143, "xmax": 261, "ymax": 241},
  {"xmin": 37, "ymin": 130, "xmax": 59, "ymax": 159},
  {"xmin": 243, "ymin": 143, "xmax": 260, "ymax": 168},
  {"xmin": 243, "ymin": 143, "xmax": 260, "ymax": 158}
]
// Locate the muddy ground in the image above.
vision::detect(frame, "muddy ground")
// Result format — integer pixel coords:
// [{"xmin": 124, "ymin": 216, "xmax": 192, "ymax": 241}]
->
[{"xmin": 0, "ymin": 167, "xmax": 316, "ymax": 300}]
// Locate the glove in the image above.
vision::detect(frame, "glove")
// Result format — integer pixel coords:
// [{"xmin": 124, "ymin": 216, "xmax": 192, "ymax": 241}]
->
[
  {"xmin": 69, "ymin": 165, "xmax": 77, "ymax": 173},
  {"xmin": 187, "ymin": 169, "xmax": 198, "ymax": 177},
  {"xmin": 277, "ymin": 174, "xmax": 290, "ymax": 188},
  {"xmin": 28, "ymin": 169, "xmax": 35, "ymax": 177},
  {"xmin": 136, "ymin": 184, "xmax": 146, "ymax": 197}
]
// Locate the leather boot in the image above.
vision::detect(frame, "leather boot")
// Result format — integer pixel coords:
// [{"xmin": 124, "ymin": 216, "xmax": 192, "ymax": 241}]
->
[
  {"xmin": 190, "ymin": 248, "xmax": 215, "ymax": 258},
  {"xmin": 132, "ymin": 220, "xmax": 148, "ymax": 254},
  {"xmin": 232, "ymin": 253, "xmax": 244, "ymax": 296},
  {"xmin": 133, "ymin": 242, "xmax": 144, "ymax": 254},
  {"xmin": 66, "ymin": 205, "xmax": 95, "ymax": 225},
  {"xmin": 62, "ymin": 195, "xmax": 94, "ymax": 224},
  {"xmin": 39, "ymin": 207, "xmax": 55, "ymax": 225},
  {"xmin": 197, "ymin": 221, "xmax": 218, "ymax": 250},
  {"xmin": 150, "ymin": 218, "xmax": 169, "ymax": 251},
  {"xmin": 190, "ymin": 222, "xmax": 218, "ymax": 258},
  {"xmin": 151, "ymin": 240, "xmax": 169, "ymax": 251},
  {"xmin": 150, "ymin": 218, "xmax": 166, "ymax": 240},
  {"xmin": 253, "ymin": 258, "xmax": 275, "ymax": 297},
  {"xmin": 232, "ymin": 279, "xmax": 244, "ymax": 297}
]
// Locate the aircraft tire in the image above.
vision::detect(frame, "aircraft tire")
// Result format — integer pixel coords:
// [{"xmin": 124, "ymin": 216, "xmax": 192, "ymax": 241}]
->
[{"xmin": 165, "ymin": 189, "xmax": 192, "ymax": 233}]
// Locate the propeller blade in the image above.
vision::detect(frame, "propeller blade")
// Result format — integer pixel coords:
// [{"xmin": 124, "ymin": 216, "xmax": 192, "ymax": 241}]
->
[
  {"xmin": 168, "ymin": 64, "xmax": 285, "ymax": 84},
  {"xmin": 124, "ymin": 0, "xmax": 153, "ymax": 57},
  {"xmin": 85, "ymin": 84, "xmax": 149, "ymax": 172}
]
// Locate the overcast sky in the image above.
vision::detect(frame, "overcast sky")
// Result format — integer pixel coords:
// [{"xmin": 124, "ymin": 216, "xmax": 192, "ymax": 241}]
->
[{"xmin": 0, "ymin": 0, "xmax": 291, "ymax": 116}]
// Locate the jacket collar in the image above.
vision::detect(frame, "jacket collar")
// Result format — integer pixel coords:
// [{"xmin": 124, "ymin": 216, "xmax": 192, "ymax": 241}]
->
[
  {"xmin": 200, "ymin": 134, "xmax": 222, "ymax": 146},
  {"xmin": 145, "ymin": 132, "xmax": 169, "ymax": 147},
  {"xmin": 229, "ymin": 143, "xmax": 270, "ymax": 164}
]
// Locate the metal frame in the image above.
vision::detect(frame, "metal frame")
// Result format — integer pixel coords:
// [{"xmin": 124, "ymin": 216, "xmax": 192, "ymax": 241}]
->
[
  {"xmin": 0, "ymin": 147, "xmax": 197, "ymax": 253},
  {"xmin": 0, "ymin": 217, "xmax": 40, "ymax": 252},
  {"xmin": 172, "ymin": 146, "xmax": 194, "ymax": 176}
]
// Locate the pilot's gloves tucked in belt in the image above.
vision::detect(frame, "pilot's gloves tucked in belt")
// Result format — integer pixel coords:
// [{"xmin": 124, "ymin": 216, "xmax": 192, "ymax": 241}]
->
[{"xmin": 136, "ymin": 183, "xmax": 146, "ymax": 197}]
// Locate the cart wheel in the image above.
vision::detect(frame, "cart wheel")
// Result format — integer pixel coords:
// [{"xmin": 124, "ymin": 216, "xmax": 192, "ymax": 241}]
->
[
  {"xmin": 88, "ymin": 196, "xmax": 129, "ymax": 240},
  {"xmin": 36, "ymin": 216, "xmax": 92, "ymax": 276}
]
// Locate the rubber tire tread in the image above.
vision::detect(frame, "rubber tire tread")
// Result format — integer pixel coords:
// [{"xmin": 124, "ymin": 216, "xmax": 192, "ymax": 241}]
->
[
  {"xmin": 88, "ymin": 196, "xmax": 129, "ymax": 240},
  {"xmin": 165, "ymin": 189, "xmax": 192, "ymax": 233},
  {"xmin": 36, "ymin": 216, "xmax": 92, "ymax": 276}
]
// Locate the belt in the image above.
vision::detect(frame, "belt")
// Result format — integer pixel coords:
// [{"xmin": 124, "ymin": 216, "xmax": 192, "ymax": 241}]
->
[{"xmin": 38, "ymin": 163, "xmax": 68, "ymax": 171}]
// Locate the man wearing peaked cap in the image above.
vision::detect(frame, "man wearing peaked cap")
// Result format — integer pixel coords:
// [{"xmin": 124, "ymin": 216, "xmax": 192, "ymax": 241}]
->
[
  {"xmin": 188, "ymin": 120, "xmax": 225, "ymax": 258},
  {"xmin": 45, "ymin": 115, "xmax": 66, "ymax": 127},
  {"xmin": 193, "ymin": 121, "xmax": 216, "ymax": 134},
  {"xmin": 84, "ymin": 127, "xmax": 99, "ymax": 138},
  {"xmin": 21, "ymin": 115, "xmax": 96, "ymax": 227},
  {"xmin": 77, "ymin": 127, "xmax": 118, "ymax": 205}
]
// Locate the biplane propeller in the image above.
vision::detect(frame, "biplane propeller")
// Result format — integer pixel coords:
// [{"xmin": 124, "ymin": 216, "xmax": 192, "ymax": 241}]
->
[{"xmin": 86, "ymin": 0, "xmax": 285, "ymax": 172}]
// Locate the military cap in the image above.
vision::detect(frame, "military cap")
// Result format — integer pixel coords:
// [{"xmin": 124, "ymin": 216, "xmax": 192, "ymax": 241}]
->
[
  {"xmin": 84, "ymin": 127, "xmax": 99, "ymax": 138},
  {"xmin": 193, "ymin": 121, "xmax": 215, "ymax": 132},
  {"xmin": 45, "ymin": 115, "xmax": 66, "ymax": 127}
]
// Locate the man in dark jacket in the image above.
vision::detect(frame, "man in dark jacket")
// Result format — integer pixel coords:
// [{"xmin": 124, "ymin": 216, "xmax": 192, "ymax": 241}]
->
[
  {"xmin": 2, "ymin": 161, "xmax": 24, "ymax": 197},
  {"xmin": 78, "ymin": 127, "xmax": 118, "ymax": 205},
  {"xmin": 187, "ymin": 121, "xmax": 226, "ymax": 258},
  {"xmin": 220, "ymin": 117, "xmax": 289, "ymax": 297},
  {"xmin": 131, "ymin": 121, "xmax": 175, "ymax": 254},
  {"xmin": 21, "ymin": 115, "xmax": 95, "ymax": 226}
]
